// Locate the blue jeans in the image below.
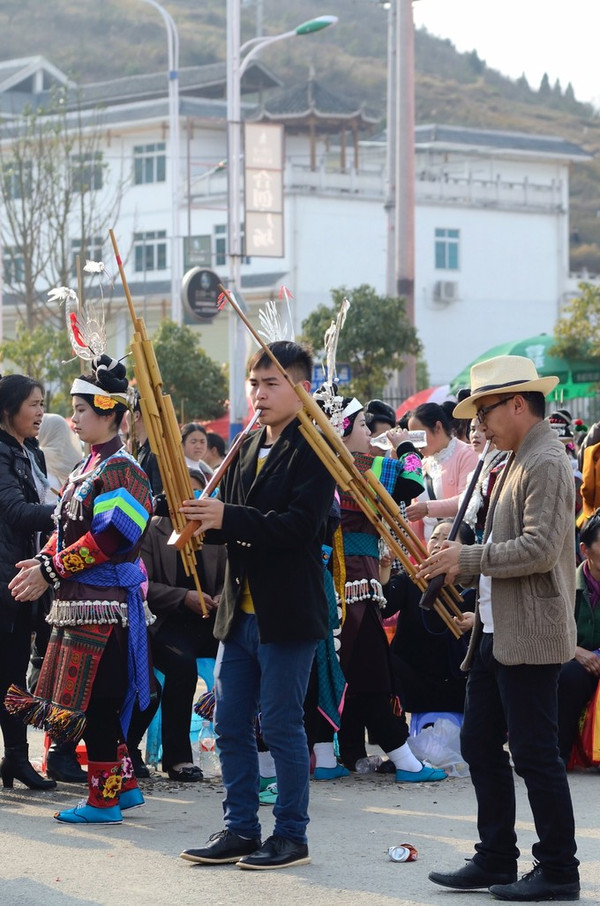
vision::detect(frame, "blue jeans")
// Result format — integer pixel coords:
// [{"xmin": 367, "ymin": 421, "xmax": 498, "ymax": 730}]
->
[
  {"xmin": 213, "ymin": 612, "xmax": 317, "ymax": 844},
  {"xmin": 461, "ymin": 633, "xmax": 579, "ymax": 883}
]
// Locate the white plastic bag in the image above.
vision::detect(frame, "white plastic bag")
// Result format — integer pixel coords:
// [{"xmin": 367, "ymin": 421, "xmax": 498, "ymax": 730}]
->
[{"xmin": 407, "ymin": 717, "xmax": 470, "ymax": 778}]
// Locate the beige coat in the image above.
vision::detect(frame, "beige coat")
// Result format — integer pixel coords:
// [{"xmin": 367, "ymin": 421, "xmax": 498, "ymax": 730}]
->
[{"xmin": 458, "ymin": 419, "xmax": 577, "ymax": 667}]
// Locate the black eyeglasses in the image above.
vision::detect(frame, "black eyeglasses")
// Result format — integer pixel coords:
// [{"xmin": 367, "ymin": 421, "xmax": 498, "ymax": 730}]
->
[{"xmin": 476, "ymin": 396, "xmax": 516, "ymax": 425}]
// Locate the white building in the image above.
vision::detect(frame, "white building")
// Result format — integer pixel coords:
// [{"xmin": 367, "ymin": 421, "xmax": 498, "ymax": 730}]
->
[{"xmin": 0, "ymin": 55, "xmax": 591, "ymax": 398}]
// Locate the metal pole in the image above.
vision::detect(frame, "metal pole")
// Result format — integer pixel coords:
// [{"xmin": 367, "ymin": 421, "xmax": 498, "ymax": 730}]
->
[
  {"xmin": 227, "ymin": 0, "xmax": 249, "ymax": 440},
  {"xmin": 384, "ymin": 0, "xmax": 397, "ymax": 298},
  {"xmin": 395, "ymin": 0, "xmax": 416, "ymax": 397},
  {"xmin": 139, "ymin": 0, "xmax": 182, "ymax": 324}
]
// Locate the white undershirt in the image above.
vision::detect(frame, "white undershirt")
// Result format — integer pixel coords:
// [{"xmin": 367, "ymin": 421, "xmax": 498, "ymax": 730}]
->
[{"xmin": 478, "ymin": 530, "xmax": 494, "ymax": 633}]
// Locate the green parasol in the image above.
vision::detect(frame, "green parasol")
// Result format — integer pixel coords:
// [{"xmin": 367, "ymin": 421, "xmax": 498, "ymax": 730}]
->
[{"xmin": 450, "ymin": 333, "xmax": 600, "ymax": 402}]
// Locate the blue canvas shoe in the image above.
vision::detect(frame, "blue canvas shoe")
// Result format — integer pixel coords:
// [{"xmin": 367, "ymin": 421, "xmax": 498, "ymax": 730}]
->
[
  {"xmin": 54, "ymin": 799, "xmax": 123, "ymax": 825},
  {"xmin": 395, "ymin": 764, "xmax": 446, "ymax": 782},
  {"xmin": 313, "ymin": 764, "xmax": 350, "ymax": 781}
]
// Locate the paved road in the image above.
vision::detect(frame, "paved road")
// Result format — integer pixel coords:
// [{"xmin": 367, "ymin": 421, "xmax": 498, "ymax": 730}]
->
[{"xmin": 1, "ymin": 732, "xmax": 599, "ymax": 905}]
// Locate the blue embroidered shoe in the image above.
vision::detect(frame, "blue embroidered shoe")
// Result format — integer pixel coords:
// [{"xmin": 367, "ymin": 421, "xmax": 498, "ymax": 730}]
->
[
  {"xmin": 395, "ymin": 765, "xmax": 446, "ymax": 783},
  {"xmin": 313, "ymin": 764, "xmax": 350, "ymax": 781},
  {"xmin": 119, "ymin": 787, "xmax": 145, "ymax": 811},
  {"xmin": 54, "ymin": 799, "xmax": 123, "ymax": 825}
]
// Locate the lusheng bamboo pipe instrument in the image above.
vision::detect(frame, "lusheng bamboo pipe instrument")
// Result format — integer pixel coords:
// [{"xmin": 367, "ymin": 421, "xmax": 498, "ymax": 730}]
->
[
  {"xmin": 109, "ymin": 229, "xmax": 208, "ymax": 617},
  {"xmin": 168, "ymin": 408, "xmax": 263, "ymax": 550},
  {"xmin": 216, "ymin": 284, "xmax": 465, "ymax": 638},
  {"xmin": 419, "ymin": 440, "xmax": 491, "ymax": 611}
]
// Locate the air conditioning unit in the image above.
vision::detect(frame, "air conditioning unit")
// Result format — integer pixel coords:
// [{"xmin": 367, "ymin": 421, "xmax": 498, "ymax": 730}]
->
[{"xmin": 433, "ymin": 280, "xmax": 458, "ymax": 303}]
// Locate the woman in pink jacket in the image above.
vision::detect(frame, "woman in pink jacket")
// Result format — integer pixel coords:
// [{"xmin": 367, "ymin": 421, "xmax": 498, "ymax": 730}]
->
[{"xmin": 406, "ymin": 403, "xmax": 477, "ymax": 542}]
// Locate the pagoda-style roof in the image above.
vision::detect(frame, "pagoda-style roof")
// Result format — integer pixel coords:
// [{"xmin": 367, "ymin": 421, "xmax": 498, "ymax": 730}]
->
[{"xmin": 249, "ymin": 76, "xmax": 380, "ymax": 134}]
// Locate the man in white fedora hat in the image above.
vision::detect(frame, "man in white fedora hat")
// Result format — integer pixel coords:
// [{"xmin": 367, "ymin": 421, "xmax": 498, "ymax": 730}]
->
[{"xmin": 419, "ymin": 355, "xmax": 580, "ymax": 902}]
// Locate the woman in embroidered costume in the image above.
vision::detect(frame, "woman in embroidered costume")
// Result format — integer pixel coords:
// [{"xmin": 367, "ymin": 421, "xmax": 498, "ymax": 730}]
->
[
  {"xmin": 7, "ymin": 356, "xmax": 154, "ymax": 825},
  {"xmin": 326, "ymin": 396, "xmax": 447, "ymax": 782}
]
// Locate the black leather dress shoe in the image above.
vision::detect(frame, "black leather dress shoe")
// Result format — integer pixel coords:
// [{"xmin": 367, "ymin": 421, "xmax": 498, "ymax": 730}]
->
[
  {"xmin": 237, "ymin": 834, "xmax": 310, "ymax": 870},
  {"xmin": 180, "ymin": 830, "xmax": 261, "ymax": 864},
  {"xmin": 167, "ymin": 765, "xmax": 203, "ymax": 782},
  {"xmin": 429, "ymin": 859, "xmax": 518, "ymax": 890},
  {"xmin": 489, "ymin": 863, "xmax": 580, "ymax": 901}
]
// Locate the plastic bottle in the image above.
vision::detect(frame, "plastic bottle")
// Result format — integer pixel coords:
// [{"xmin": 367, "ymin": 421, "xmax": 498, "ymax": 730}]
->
[
  {"xmin": 354, "ymin": 755, "xmax": 384, "ymax": 774},
  {"xmin": 371, "ymin": 431, "xmax": 427, "ymax": 450},
  {"xmin": 198, "ymin": 720, "xmax": 220, "ymax": 779}
]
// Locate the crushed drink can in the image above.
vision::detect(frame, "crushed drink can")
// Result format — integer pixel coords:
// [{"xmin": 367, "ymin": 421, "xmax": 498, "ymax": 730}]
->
[{"xmin": 388, "ymin": 843, "xmax": 418, "ymax": 862}]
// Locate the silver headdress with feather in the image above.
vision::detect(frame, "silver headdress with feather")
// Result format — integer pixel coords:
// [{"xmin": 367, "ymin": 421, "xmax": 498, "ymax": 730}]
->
[{"xmin": 313, "ymin": 298, "xmax": 361, "ymax": 435}]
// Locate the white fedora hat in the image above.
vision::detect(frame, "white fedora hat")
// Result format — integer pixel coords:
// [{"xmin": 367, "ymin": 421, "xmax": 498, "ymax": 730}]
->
[{"xmin": 453, "ymin": 355, "xmax": 559, "ymax": 419}]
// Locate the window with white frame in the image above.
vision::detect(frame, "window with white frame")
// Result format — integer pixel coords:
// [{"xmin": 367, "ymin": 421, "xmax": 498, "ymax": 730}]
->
[
  {"xmin": 2, "ymin": 246, "xmax": 25, "ymax": 284},
  {"xmin": 134, "ymin": 231, "xmax": 167, "ymax": 272},
  {"xmin": 71, "ymin": 236, "xmax": 104, "ymax": 275},
  {"xmin": 435, "ymin": 228, "xmax": 460, "ymax": 270},
  {"xmin": 2, "ymin": 160, "xmax": 32, "ymax": 200},
  {"xmin": 71, "ymin": 152, "xmax": 104, "ymax": 192},
  {"xmin": 134, "ymin": 143, "xmax": 166, "ymax": 185}
]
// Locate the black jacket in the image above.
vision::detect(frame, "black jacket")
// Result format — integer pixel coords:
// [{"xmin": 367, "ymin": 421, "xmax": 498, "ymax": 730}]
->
[
  {"xmin": 210, "ymin": 418, "xmax": 336, "ymax": 644},
  {"xmin": 0, "ymin": 429, "xmax": 55, "ymax": 632}
]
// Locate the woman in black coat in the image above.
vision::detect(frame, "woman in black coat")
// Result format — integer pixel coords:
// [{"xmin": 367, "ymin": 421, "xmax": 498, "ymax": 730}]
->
[{"xmin": 0, "ymin": 374, "xmax": 56, "ymax": 789}]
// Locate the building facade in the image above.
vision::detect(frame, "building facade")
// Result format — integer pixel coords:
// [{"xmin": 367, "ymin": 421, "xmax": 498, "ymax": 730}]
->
[{"xmin": 0, "ymin": 56, "xmax": 591, "ymax": 397}]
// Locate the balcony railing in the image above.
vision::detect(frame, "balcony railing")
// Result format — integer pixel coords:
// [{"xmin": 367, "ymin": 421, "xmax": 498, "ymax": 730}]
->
[{"xmin": 187, "ymin": 159, "xmax": 565, "ymax": 213}]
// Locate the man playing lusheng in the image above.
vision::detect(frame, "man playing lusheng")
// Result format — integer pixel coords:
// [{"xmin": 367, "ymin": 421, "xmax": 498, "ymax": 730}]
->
[
  {"xmin": 179, "ymin": 341, "xmax": 335, "ymax": 870},
  {"xmin": 418, "ymin": 355, "xmax": 580, "ymax": 902}
]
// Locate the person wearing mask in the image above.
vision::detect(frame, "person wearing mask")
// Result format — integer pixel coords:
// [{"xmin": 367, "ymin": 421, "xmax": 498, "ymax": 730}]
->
[{"xmin": 461, "ymin": 419, "xmax": 509, "ymax": 542}]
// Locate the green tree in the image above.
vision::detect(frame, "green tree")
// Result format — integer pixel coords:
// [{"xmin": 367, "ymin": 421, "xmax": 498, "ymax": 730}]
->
[
  {"xmin": 0, "ymin": 321, "xmax": 81, "ymax": 413},
  {"xmin": 152, "ymin": 320, "xmax": 228, "ymax": 422},
  {"xmin": 538, "ymin": 72, "xmax": 551, "ymax": 98},
  {"xmin": 552, "ymin": 282, "xmax": 600, "ymax": 360},
  {"xmin": 301, "ymin": 284, "xmax": 422, "ymax": 401}
]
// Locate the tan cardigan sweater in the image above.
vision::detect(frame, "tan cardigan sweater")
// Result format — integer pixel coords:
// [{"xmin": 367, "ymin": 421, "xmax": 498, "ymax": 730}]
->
[{"xmin": 458, "ymin": 419, "xmax": 577, "ymax": 668}]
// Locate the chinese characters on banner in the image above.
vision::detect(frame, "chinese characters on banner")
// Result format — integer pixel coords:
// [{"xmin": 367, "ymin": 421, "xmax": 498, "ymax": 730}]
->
[{"xmin": 244, "ymin": 123, "xmax": 284, "ymax": 258}]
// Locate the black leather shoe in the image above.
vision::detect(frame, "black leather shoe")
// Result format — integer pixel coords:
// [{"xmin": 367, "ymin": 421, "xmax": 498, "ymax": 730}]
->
[
  {"xmin": 180, "ymin": 829, "xmax": 261, "ymax": 864},
  {"xmin": 167, "ymin": 765, "xmax": 203, "ymax": 782},
  {"xmin": 237, "ymin": 834, "xmax": 310, "ymax": 870},
  {"xmin": 429, "ymin": 859, "xmax": 518, "ymax": 890},
  {"xmin": 489, "ymin": 863, "xmax": 580, "ymax": 901}
]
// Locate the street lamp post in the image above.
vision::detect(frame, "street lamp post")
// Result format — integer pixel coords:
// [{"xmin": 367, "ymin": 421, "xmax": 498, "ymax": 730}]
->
[
  {"xmin": 384, "ymin": 0, "xmax": 417, "ymax": 400},
  {"xmin": 139, "ymin": 0, "xmax": 182, "ymax": 324},
  {"xmin": 226, "ymin": 2, "xmax": 338, "ymax": 438}
]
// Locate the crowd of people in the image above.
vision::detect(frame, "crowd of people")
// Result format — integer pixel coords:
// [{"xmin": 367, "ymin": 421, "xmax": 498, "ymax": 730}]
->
[{"xmin": 1, "ymin": 343, "xmax": 598, "ymax": 899}]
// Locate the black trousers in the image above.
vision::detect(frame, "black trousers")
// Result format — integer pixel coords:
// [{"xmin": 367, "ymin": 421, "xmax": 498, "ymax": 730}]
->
[
  {"xmin": 338, "ymin": 692, "xmax": 409, "ymax": 769},
  {"xmin": 0, "ymin": 606, "xmax": 33, "ymax": 749},
  {"xmin": 149, "ymin": 614, "xmax": 217, "ymax": 769},
  {"xmin": 461, "ymin": 633, "xmax": 579, "ymax": 883},
  {"xmin": 557, "ymin": 657, "xmax": 599, "ymax": 762}
]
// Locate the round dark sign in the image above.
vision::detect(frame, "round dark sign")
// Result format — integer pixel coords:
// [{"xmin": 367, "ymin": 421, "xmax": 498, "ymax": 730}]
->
[{"xmin": 182, "ymin": 267, "xmax": 222, "ymax": 321}]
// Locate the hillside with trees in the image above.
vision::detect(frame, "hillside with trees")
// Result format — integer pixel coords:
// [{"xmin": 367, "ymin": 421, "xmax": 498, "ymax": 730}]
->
[{"xmin": 1, "ymin": 0, "xmax": 599, "ymax": 270}]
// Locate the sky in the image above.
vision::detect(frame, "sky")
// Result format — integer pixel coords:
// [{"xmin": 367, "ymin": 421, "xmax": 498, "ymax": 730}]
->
[{"xmin": 412, "ymin": 0, "xmax": 600, "ymax": 107}]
